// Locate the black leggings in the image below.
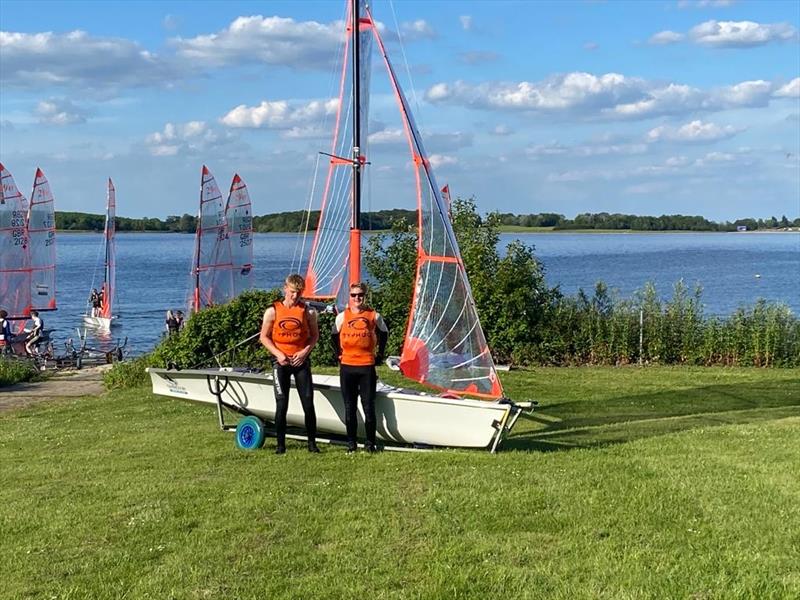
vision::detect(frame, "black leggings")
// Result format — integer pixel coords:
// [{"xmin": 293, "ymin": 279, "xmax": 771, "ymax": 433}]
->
[
  {"xmin": 340, "ymin": 364, "xmax": 377, "ymax": 445},
  {"xmin": 272, "ymin": 360, "xmax": 316, "ymax": 446}
]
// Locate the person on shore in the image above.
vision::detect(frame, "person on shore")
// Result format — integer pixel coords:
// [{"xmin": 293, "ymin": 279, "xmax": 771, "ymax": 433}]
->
[
  {"xmin": 333, "ymin": 282, "xmax": 388, "ymax": 453},
  {"xmin": 24, "ymin": 310, "xmax": 43, "ymax": 356},
  {"xmin": 0, "ymin": 310, "xmax": 13, "ymax": 355},
  {"xmin": 165, "ymin": 310, "xmax": 184, "ymax": 335},
  {"xmin": 259, "ymin": 274, "xmax": 320, "ymax": 454},
  {"xmin": 89, "ymin": 289, "xmax": 101, "ymax": 317}
]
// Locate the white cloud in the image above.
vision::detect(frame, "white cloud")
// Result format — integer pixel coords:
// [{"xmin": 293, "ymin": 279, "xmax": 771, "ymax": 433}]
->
[
  {"xmin": 774, "ymin": 78, "xmax": 800, "ymax": 98},
  {"xmin": 459, "ymin": 16, "xmax": 473, "ymax": 32},
  {"xmin": 401, "ymin": 20, "xmax": 436, "ymax": 41},
  {"xmin": 0, "ymin": 30, "xmax": 180, "ymax": 90},
  {"xmin": 689, "ymin": 20, "xmax": 797, "ymax": 47},
  {"xmin": 145, "ymin": 121, "xmax": 234, "ymax": 156},
  {"xmin": 490, "ymin": 124, "xmax": 512, "ymax": 136},
  {"xmin": 368, "ymin": 128, "xmax": 405, "ymax": 145},
  {"xmin": 649, "ymin": 30, "xmax": 685, "ymax": 45},
  {"xmin": 171, "ymin": 15, "xmax": 344, "ymax": 69},
  {"xmin": 34, "ymin": 98, "xmax": 88, "ymax": 125},
  {"xmin": 647, "ymin": 120, "xmax": 742, "ymax": 143},
  {"xmin": 428, "ymin": 154, "xmax": 458, "ymax": 168},
  {"xmin": 220, "ymin": 98, "xmax": 338, "ymax": 129}
]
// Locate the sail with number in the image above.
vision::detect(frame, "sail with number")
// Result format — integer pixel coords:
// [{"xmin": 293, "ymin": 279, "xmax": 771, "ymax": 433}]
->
[
  {"xmin": 304, "ymin": 0, "xmax": 373, "ymax": 306},
  {"xmin": 0, "ymin": 163, "xmax": 31, "ymax": 333},
  {"xmin": 99, "ymin": 178, "xmax": 116, "ymax": 320},
  {"xmin": 189, "ymin": 165, "xmax": 234, "ymax": 313},
  {"xmin": 28, "ymin": 168, "xmax": 57, "ymax": 312},
  {"xmin": 225, "ymin": 174, "xmax": 254, "ymax": 296}
]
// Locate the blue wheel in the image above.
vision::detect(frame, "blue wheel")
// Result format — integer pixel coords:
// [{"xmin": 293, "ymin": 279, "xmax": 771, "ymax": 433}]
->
[{"xmin": 235, "ymin": 416, "xmax": 266, "ymax": 451}]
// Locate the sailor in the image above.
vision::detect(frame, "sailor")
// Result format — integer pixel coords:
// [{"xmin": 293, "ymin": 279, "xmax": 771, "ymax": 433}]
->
[
  {"xmin": 0, "ymin": 309, "xmax": 13, "ymax": 355},
  {"xmin": 97, "ymin": 288, "xmax": 105, "ymax": 314},
  {"xmin": 165, "ymin": 310, "xmax": 184, "ymax": 335},
  {"xmin": 259, "ymin": 274, "xmax": 320, "ymax": 454},
  {"xmin": 24, "ymin": 310, "xmax": 43, "ymax": 356},
  {"xmin": 332, "ymin": 282, "xmax": 389, "ymax": 453},
  {"xmin": 89, "ymin": 288, "xmax": 101, "ymax": 317}
]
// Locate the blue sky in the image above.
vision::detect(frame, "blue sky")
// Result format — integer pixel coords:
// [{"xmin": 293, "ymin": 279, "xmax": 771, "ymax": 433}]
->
[{"xmin": 1, "ymin": 0, "xmax": 798, "ymax": 221}]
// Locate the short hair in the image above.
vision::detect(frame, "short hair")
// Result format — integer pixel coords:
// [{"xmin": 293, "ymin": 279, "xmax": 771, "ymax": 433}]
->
[
  {"xmin": 0, "ymin": 309, "xmax": 7, "ymax": 318},
  {"xmin": 285, "ymin": 273, "xmax": 305, "ymax": 291},
  {"xmin": 31, "ymin": 310, "xmax": 39, "ymax": 316},
  {"xmin": 350, "ymin": 281, "xmax": 368, "ymax": 294}
]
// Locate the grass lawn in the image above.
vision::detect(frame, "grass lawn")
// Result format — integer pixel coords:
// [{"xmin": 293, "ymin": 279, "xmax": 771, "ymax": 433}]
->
[{"xmin": 2, "ymin": 367, "xmax": 798, "ymax": 599}]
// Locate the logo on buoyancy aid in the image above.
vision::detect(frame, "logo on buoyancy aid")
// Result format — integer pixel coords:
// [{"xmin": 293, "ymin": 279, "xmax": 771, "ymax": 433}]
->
[
  {"xmin": 278, "ymin": 317, "xmax": 303, "ymax": 338},
  {"xmin": 343, "ymin": 317, "xmax": 371, "ymax": 339}
]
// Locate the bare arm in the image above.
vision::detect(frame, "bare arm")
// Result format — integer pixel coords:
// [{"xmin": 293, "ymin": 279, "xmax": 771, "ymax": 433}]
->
[{"xmin": 259, "ymin": 307, "xmax": 288, "ymax": 365}]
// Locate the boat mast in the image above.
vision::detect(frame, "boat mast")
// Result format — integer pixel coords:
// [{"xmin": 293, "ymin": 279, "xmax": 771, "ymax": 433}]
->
[
  {"xmin": 193, "ymin": 168, "xmax": 204, "ymax": 313},
  {"xmin": 348, "ymin": 0, "xmax": 362, "ymax": 286}
]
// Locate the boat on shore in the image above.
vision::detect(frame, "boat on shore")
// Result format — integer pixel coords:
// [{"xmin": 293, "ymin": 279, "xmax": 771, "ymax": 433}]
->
[{"xmin": 148, "ymin": 0, "xmax": 532, "ymax": 451}]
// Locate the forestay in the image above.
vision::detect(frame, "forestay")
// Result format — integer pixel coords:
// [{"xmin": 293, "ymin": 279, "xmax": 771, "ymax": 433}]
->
[
  {"xmin": 28, "ymin": 168, "xmax": 57, "ymax": 312},
  {"xmin": 225, "ymin": 174, "xmax": 254, "ymax": 297},
  {"xmin": 0, "ymin": 163, "xmax": 31, "ymax": 332},
  {"xmin": 368, "ymin": 9, "xmax": 504, "ymax": 399}
]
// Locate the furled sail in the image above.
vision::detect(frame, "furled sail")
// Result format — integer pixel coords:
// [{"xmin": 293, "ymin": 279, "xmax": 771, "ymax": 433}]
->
[
  {"xmin": 369, "ymin": 12, "xmax": 504, "ymax": 399},
  {"xmin": 225, "ymin": 174, "xmax": 254, "ymax": 296},
  {"xmin": 0, "ymin": 163, "xmax": 31, "ymax": 332},
  {"xmin": 28, "ymin": 168, "xmax": 57, "ymax": 311},
  {"xmin": 99, "ymin": 178, "xmax": 116, "ymax": 320},
  {"xmin": 305, "ymin": 0, "xmax": 373, "ymax": 305},
  {"xmin": 189, "ymin": 165, "xmax": 234, "ymax": 313}
]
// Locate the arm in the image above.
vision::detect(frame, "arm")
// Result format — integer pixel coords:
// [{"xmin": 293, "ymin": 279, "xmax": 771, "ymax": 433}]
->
[
  {"xmin": 259, "ymin": 307, "xmax": 288, "ymax": 365},
  {"xmin": 331, "ymin": 313, "xmax": 343, "ymax": 360},
  {"xmin": 290, "ymin": 308, "xmax": 319, "ymax": 367},
  {"xmin": 375, "ymin": 313, "xmax": 389, "ymax": 363}
]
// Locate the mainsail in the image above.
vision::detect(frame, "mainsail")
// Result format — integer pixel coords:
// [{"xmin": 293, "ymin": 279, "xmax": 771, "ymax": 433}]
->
[
  {"xmin": 189, "ymin": 165, "xmax": 234, "ymax": 313},
  {"xmin": 369, "ymin": 10, "xmax": 503, "ymax": 398},
  {"xmin": 99, "ymin": 178, "xmax": 116, "ymax": 320},
  {"xmin": 28, "ymin": 168, "xmax": 57, "ymax": 311},
  {"xmin": 305, "ymin": 0, "xmax": 373, "ymax": 306},
  {"xmin": 0, "ymin": 163, "xmax": 31, "ymax": 332},
  {"xmin": 225, "ymin": 174, "xmax": 254, "ymax": 296}
]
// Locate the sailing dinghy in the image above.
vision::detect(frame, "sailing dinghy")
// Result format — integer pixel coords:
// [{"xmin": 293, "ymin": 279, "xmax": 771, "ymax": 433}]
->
[
  {"xmin": 83, "ymin": 179, "xmax": 118, "ymax": 330},
  {"xmin": 28, "ymin": 168, "xmax": 58, "ymax": 315},
  {"xmin": 0, "ymin": 163, "xmax": 32, "ymax": 335},
  {"xmin": 148, "ymin": 0, "xmax": 530, "ymax": 451}
]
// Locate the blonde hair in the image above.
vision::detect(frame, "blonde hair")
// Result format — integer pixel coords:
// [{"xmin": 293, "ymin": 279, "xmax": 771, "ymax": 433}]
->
[
  {"xmin": 350, "ymin": 281, "xmax": 368, "ymax": 294},
  {"xmin": 285, "ymin": 273, "xmax": 306, "ymax": 291}
]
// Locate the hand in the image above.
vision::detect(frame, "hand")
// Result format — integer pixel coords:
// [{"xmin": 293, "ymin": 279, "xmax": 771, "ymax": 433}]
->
[
  {"xmin": 290, "ymin": 347, "xmax": 309, "ymax": 366},
  {"xmin": 276, "ymin": 352, "xmax": 290, "ymax": 366}
]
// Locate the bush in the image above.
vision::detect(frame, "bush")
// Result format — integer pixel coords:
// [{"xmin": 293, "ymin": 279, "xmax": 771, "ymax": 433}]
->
[
  {"xmin": 103, "ymin": 355, "xmax": 154, "ymax": 390},
  {"xmin": 0, "ymin": 358, "xmax": 40, "ymax": 387}
]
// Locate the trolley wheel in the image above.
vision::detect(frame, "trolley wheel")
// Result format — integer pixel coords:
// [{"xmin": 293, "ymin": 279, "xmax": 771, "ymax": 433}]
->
[{"xmin": 235, "ymin": 416, "xmax": 266, "ymax": 451}]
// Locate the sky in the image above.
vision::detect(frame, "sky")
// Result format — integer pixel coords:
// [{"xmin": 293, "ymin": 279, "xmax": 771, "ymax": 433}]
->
[{"xmin": 1, "ymin": 0, "xmax": 798, "ymax": 221}]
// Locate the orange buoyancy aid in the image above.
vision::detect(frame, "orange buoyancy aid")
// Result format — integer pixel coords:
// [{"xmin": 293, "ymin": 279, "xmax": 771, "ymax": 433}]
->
[
  {"xmin": 271, "ymin": 301, "xmax": 310, "ymax": 356},
  {"xmin": 340, "ymin": 307, "xmax": 377, "ymax": 366}
]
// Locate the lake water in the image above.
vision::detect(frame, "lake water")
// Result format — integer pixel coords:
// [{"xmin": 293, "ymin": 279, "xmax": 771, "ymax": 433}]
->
[{"xmin": 29, "ymin": 231, "xmax": 800, "ymax": 355}]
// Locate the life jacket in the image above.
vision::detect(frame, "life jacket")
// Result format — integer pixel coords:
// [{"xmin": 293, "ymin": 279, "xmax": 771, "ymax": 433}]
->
[
  {"xmin": 0, "ymin": 318, "xmax": 8, "ymax": 344},
  {"xmin": 339, "ymin": 307, "xmax": 377, "ymax": 366},
  {"xmin": 271, "ymin": 301, "xmax": 310, "ymax": 356},
  {"xmin": 166, "ymin": 315, "xmax": 179, "ymax": 332}
]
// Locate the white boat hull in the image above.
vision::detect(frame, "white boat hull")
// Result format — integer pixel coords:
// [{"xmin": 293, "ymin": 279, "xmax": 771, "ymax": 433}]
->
[
  {"xmin": 147, "ymin": 368, "xmax": 521, "ymax": 450},
  {"xmin": 82, "ymin": 315, "xmax": 118, "ymax": 330}
]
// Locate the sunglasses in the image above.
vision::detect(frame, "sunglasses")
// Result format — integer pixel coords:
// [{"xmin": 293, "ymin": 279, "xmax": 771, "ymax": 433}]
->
[{"xmin": 350, "ymin": 292, "xmax": 365, "ymax": 298}]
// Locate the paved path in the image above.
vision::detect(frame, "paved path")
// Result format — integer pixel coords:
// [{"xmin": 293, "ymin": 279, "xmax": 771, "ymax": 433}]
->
[{"xmin": 0, "ymin": 365, "xmax": 110, "ymax": 413}]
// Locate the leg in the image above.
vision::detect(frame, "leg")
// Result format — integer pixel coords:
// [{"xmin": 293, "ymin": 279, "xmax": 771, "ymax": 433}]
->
[
  {"xmin": 340, "ymin": 366, "xmax": 360, "ymax": 449},
  {"xmin": 361, "ymin": 366, "xmax": 378, "ymax": 448},
  {"xmin": 294, "ymin": 360, "xmax": 319, "ymax": 452},
  {"xmin": 272, "ymin": 362, "xmax": 292, "ymax": 452}
]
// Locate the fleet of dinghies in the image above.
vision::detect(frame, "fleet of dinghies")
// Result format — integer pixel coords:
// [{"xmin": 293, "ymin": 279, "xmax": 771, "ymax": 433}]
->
[
  {"xmin": 147, "ymin": 0, "xmax": 530, "ymax": 452},
  {"xmin": 0, "ymin": 163, "xmax": 57, "ymax": 335}
]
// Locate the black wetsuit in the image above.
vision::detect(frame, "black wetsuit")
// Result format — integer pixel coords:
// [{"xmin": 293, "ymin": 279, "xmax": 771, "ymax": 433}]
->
[
  {"xmin": 272, "ymin": 359, "xmax": 316, "ymax": 449},
  {"xmin": 340, "ymin": 364, "xmax": 378, "ymax": 447}
]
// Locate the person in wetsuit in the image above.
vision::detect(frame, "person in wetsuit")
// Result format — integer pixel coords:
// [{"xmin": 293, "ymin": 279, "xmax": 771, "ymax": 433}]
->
[
  {"xmin": 333, "ymin": 282, "xmax": 388, "ymax": 453},
  {"xmin": 259, "ymin": 274, "xmax": 320, "ymax": 454}
]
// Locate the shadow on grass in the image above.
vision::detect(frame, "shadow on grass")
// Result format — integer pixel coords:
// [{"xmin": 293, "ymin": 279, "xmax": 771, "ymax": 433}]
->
[{"xmin": 504, "ymin": 379, "xmax": 800, "ymax": 453}]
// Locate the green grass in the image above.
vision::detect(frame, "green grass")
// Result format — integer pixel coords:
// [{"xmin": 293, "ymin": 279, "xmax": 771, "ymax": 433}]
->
[
  {"xmin": 0, "ymin": 357, "xmax": 41, "ymax": 387},
  {"xmin": 2, "ymin": 367, "xmax": 798, "ymax": 599}
]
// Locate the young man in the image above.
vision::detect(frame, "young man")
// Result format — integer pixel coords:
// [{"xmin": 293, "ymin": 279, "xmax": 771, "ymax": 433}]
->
[
  {"xmin": 259, "ymin": 274, "xmax": 320, "ymax": 454},
  {"xmin": 24, "ymin": 310, "xmax": 43, "ymax": 356},
  {"xmin": 333, "ymin": 282, "xmax": 389, "ymax": 453},
  {"xmin": 0, "ymin": 310, "xmax": 13, "ymax": 355}
]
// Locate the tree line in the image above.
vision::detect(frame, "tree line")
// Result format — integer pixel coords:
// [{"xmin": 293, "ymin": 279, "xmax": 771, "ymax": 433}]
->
[{"xmin": 55, "ymin": 209, "xmax": 798, "ymax": 233}]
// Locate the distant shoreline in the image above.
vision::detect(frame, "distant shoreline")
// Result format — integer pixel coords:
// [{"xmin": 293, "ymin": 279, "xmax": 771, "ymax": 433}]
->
[{"xmin": 54, "ymin": 228, "xmax": 800, "ymax": 235}]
